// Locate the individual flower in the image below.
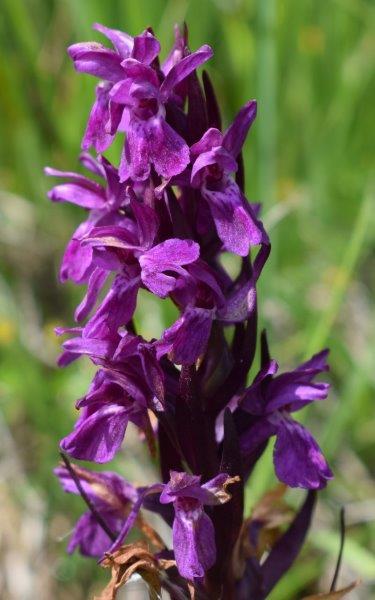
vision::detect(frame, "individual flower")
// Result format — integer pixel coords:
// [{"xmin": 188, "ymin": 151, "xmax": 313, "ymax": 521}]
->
[
  {"xmin": 189, "ymin": 101, "xmax": 269, "ymax": 256},
  {"xmin": 237, "ymin": 350, "xmax": 333, "ymax": 489},
  {"xmin": 68, "ymin": 24, "xmax": 213, "ymax": 181},
  {"xmin": 58, "ymin": 331, "xmax": 164, "ymax": 462},
  {"xmin": 55, "ymin": 464, "xmax": 138, "ymax": 557},
  {"xmin": 159, "ymin": 471, "xmax": 238, "ymax": 579},
  {"xmin": 45, "ymin": 153, "xmax": 129, "ymax": 287}
]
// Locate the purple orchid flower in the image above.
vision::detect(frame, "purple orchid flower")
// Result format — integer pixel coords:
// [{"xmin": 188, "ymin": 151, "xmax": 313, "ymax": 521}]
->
[
  {"xmin": 68, "ymin": 24, "xmax": 212, "ymax": 181},
  {"xmin": 238, "ymin": 350, "xmax": 333, "ymax": 489},
  {"xmin": 55, "ymin": 464, "xmax": 138, "ymax": 557},
  {"xmin": 189, "ymin": 101, "xmax": 269, "ymax": 256},
  {"xmin": 68, "ymin": 26, "xmax": 158, "ymax": 153},
  {"xmin": 159, "ymin": 471, "xmax": 235, "ymax": 579},
  {"xmin": 58, "ymin": 331, "xmax": 164, "ymax": 462}
]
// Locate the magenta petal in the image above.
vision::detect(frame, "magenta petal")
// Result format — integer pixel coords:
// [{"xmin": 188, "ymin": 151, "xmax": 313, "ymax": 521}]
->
[
  {"xmin": 60, "ymin": 222, "xmax": 94, "ymax": 284},
  {"xmin": 83, "ymin": 224, "xmax": 140, "ymax": 250},
  {"xmin": 132, "ymin": 31, "xmax": 161, "ymax": 64},
  {"xmin": 67, "ymin": 42, "xmax": 124, "ymax": 82},
  {"xmin": 61, "ymin": 404, "xmax": 129, "ymax": 463},
  {"xmin": 48, "ymin": 182, "xmax": 106, "ymax": 209},
  {"xmin": 140, "ymin": 239, "xmax": 199, "ymax": 298},
  {"xmin": 173, "ymin": 509, "xmax": 216, "ymax": 579},
  {"xmin": 162, "ymin": 24, "xmax": 187, "ymax": 75},
  {"xmin": 149, "ymin": 118, "xmax": 190, "ymax": 179},
  {"xmin": 130, "ymin": 196, "xmax": 158, "ymax": 249},
  {"xmin": 156, "ymin": 306, "xmax": 213, "ymax": 365},
  {"xmin": 274, "ymin": 419, "xmax": 333, "ymax": 489},
  {"xmin": 204, "ymin": 180, "xmax": 266, "ymax": 256},
  {"xmin": 191, "ymin": 147, "xmax": 237, "ymax": 187},
  {"xmin": 82, "ymin": 83, "xmax": 115, "ymax": 152},
  {"xmin": 223, "ymin": 100, "xmax": 257, "ymax": 158},
  {"xmin": 75, "ymin": 268, "xmax": 109, "ymax": 322},
  {"xmin": 159, "ymin": 45, "xmax": 213, "ymax": 102},
  {"xmin": 119, "ymin": 119, "xmax": 151, "ymax": 182},
  {"xmin": 93, "ymin": 23, "xmax": 133, "ymax": 59},
  {"xmin": 190, "ymin": 127, "xmax": 223, "ymax": 156}
]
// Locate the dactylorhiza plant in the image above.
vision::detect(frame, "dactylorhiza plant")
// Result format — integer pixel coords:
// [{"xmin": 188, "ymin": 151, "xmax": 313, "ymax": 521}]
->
[{"xmin": 47, "ymin": 24, "xmax": 334, "ymax": 599}]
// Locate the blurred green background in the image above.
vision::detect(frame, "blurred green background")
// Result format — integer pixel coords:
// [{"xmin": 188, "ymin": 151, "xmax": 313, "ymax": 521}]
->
[{"xmin": 0, "ymin": 0, "xmax": 374, "ymax": 598}]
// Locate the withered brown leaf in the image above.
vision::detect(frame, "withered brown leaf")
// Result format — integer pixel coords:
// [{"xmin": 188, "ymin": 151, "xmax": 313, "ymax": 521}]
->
[
  {"xmin": 302, "ymin": 580, "xmax": 360, "ymax": 599},
  {"xmin": 94, "ymin": 541, "xmax": 162, "ymax": 600}
]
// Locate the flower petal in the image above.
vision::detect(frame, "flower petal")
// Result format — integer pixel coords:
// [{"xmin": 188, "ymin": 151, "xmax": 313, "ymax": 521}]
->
[
  {"xmin": 156, "ymin": 306, "xmax": 213, "ymax": 365},
  {"xmin": 67, "ymin": 511, "xmax": 116, "ymax": 557},
  {"xmin": 274, "ymin": 419, "xmax": 333, "ymax": 489},
  {"xmin": 173, "ymin": 509, "xmax": 216, "ymax": 579},
  {"xmin": 82, "ymin": 83, "xmax": 115, "ymax": 152},
  {"xmin": 68, "ymin": 42, "xmax": 124, "ymax": 82},
  {"xmin": 140, "ymin": 239, "xmax": 199, "ymax": 298},
  {"xmin": 61, "ymin": 404, "xmax": 129, "ymax": 463},
  {"xmin": 119, "ymin": 119, "xmax": 151, "ymax": 182},
  {"xmin": 159, "ymin": 45, "xmax": 213, "ymax": 102},
  {"xmin": 48, "ymin": 183, "xmax": 106, "ymax": 209},
  {"xmin": 148, "ymin": 117, "xmax": 190, "ymax": 180},
  {"xmin": 75, "ymin": 268, "xmax": 109, "ymax": 322},
  {"xmin": 132, "ymin": 31, "xmax": 161, "ymax": 64},
  {"xmin": 204, "ymin": 180, "xmax": 267, "ymax": 256},
  {"xmin": 84, "ymin": 275, "xmax": 140, "ymax": 339},
  {"xmin": 93, "ymin": 23, "xmax": 133, "ymax": 58},
  {"xmin": 223, "ymin": 100, "xmax": 257, "ymax": 158}
]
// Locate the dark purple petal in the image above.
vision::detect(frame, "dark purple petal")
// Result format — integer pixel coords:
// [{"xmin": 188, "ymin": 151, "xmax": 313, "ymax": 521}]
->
[
  {"xmin": 61, "ymin": 404, "xmax": 129, "ymax": 463},
  {"xmin": 83, "ymin": 274, "xmax": 140, "ymax": 338},
  {"xmin": 218, "ymin": 278, "xmax": 256, "ymax": 323},
  {"xmin": 274, "ymin": 418, "xmax": 333, "ymax": 489},
  {"xmin": 239, "ymin": 416, "xmax": 277, "ymax": 456},
  {"xmin": 173, "ymin": 509, "xmax": 216, "ymax": 579},
  {"xmin": 118, "ymin": 59, "xmax": 159, "ymax": 88},
  {"xmin": 129, "ymin": 195, "xmax": 158, "ymax": 250},
  {"xmin": 159, "ymin": 45, "xmax": 213, "ymax": 102},
  {"xmin": 156, "ymin": 306, "xmax": 213, "ymax": 365},
  {"xmin": 61, "ymin": 334, "xmax": 116, "ymax": 361},
  {"xmin": 68, "ymin": 42, "xmax": 124, "ymax": 82},
  {"xmin": 223, "ymin": 100, "xmax": 257, "ymax": 158},
  {"xmin": 83, "ymin": 224, "xmax": 139, "ymax": 251},
  {"xmin": 107, "ymin": 483, "xmax": 164, "ymax": 554},
  {"xmin": 45, "ymin": 166, "xmax": 104, "ymax": 191},
  {"xmin": 159, "ymin": 471, "xmax": 201, "ymax": 503},
  {"xmin": 79, "ymin": 151, "xmax": 105, "ymax": 176},
  {"xmin": 67, "ymin": 511, "xmax": 115, "ymax": 557},
  {"xmin": 296, "ymin": 349, "xmax": 329, "ymax": 373}
]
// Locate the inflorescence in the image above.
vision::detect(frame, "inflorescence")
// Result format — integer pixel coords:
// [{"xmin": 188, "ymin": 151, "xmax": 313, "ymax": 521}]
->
[{"xmin": 47, "ymin": 23, "xmax": 332, "ymax": 599}]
